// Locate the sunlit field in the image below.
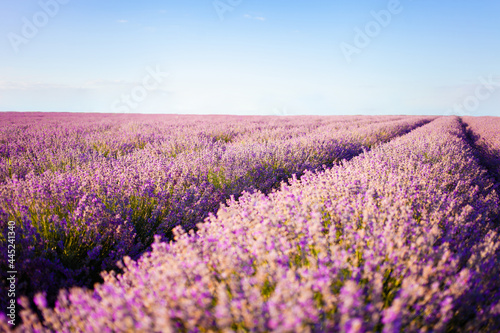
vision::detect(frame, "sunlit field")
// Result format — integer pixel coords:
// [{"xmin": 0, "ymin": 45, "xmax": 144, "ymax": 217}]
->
[{"xmin": 1, "ymin": 113, "xmax": 499, "ymax": 331}]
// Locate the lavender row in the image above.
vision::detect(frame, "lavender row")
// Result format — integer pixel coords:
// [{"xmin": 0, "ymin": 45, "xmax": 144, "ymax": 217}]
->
[
  {"xmin": 0, "ymin": 115, "xmax": 431, "ymax": 313},
  {"xmin": 462, "ymin": 116, "xmax": 500, "ymax": 181},
  {"xmin": 0, "ymin": 113, "xmax": 399, "ymax": 184},
  {"xmin": 10, "ymin": 116, "xmax": 499, "ymax": 332},
  {"xmin": 460, "ymin": 116, "xmax": 500, "ymax": 323}
]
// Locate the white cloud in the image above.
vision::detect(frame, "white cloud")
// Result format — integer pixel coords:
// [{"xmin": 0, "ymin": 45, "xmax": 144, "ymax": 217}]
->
[
  {"xmin": 117, "ymin": 19, "xmax": 128, "ymax": 23},
  {"xmin": 0, "ymin": 80, "xmax": 138, "ymax": 93},
  {"xmin": 244, "ymin": 14, "xmax": 266, "ymax": 21},
  {"xmin": 0, "ymin": 81, "xmax": 72, "ymax": 91},
  {"xmin": 82, "ymin": 79, "xmax": 131, "ymax": 88}
]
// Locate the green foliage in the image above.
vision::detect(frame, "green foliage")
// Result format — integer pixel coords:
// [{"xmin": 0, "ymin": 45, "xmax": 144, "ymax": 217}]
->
[
  {"xmin": 261, "ymin": 278, "xmax": 276, "ymax": 300},
  {"xmin": 331, "ymin": 268, "xmax": 351, "ymax": 294},
  {"xmin": 382, "ymin": 269, "xmax": 402, "ymax": 308},
  {"xmin": 127, "ymin": 195, "xmax": 163, "ymax": 246},
  {"xmin": 207, "ymin": 167, "xmax": 230, "ymax": 190}
]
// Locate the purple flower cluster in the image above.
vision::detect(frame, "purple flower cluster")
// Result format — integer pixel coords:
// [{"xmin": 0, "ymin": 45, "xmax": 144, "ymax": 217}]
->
[
  {"xmin": 4, "ymin": 115, "xmax": 499, "ymax": 332},
  {"xmin": 0, "ymin": 113, "xmax": 432, "ymax": 320}
]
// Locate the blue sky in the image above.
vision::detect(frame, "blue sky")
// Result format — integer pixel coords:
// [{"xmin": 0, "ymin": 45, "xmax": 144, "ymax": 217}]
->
[{"xmin": 0, "ymin": 0, "xmax": 499, "ymax": 116}]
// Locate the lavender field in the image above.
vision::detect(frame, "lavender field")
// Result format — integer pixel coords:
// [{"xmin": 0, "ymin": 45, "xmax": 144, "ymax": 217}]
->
[{"xmin": 1, "ymin": 113, "xmax": 499, "ymax": 332}]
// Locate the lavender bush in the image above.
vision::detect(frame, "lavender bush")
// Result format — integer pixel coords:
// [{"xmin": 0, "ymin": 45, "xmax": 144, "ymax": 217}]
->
[
  {"xmin": 463, "ymin": 116, "xmax": 500, "ymax": 181},
  {"xmin": 3, "ymin": 116, "xmax": 499, "ymax": 332}
]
